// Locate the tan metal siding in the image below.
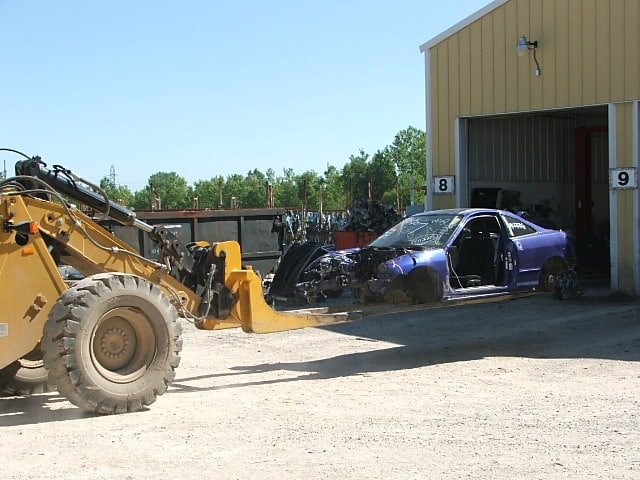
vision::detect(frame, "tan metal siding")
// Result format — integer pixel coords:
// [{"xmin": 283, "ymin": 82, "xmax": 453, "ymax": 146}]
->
[
  {"xmin": 429, "ymin": 0, "xmax": 640, "ymax": 118},
  {"xmin": 567, "ymin": 1, "xmax": 584, "ymax": 105},
  {"xmin": 615, "ymin": 104, "xmax": 635, "ymax": 291},
  {"xmin": 493, "ymin": 7, "xmax": 507, "ymax": 113},
  {"xmin": 504, "ymin": 2, "xmax": 519, "ymax": 109},
  {"xmin": 529, "ymin": 0, "xmax": 544, "ymax": 108},
  {"xmin": 584, "ymin": 0, "xmax": 598, "ymax": 102},
  {"xmin": 448, "ymin": 35, "xmax": 461, "ymax": 138},
  {"xmin": 610, "ymin": 1, "xmax": 625, "ymax": 100},
  {"xmin": 458, "ymin": 28, "xmax": 472, "ymax": 117},
  {"xmin": 481, "ymin": 15, "xmax": 495, "ymax": 112},
  {"xmin": 515, "ymin": 0, "xmax": 531, "ymax": 111},
  {"xmin": 435, "ymin": 46, "xmax": 452, "ymax": 174},
  {"xmin": 624, "ymin": 0, "xmax": 640, "ymax": 100},
  {"xmin": 553, "ymin": 0, "xmax": 570, "ymax": 107},
  {"xmin": 469, "ymin": 22, "xmax": 483, "ymax": 114}
]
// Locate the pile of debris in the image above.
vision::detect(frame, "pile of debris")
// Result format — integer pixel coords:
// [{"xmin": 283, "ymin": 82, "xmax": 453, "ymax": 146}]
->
[
  {"xmin": 341, "ymin": 200, "xmax": 403, "ymax": 234},
  {"xmin": 266, "ymin": 201, "xmax": 403, "ymax": 303}
]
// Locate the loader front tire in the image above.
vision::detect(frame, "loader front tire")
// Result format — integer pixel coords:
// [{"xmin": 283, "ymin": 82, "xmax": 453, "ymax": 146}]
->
[{"xmin": 42, "ymin": 273, "xmax": 183, "ymax": 414}]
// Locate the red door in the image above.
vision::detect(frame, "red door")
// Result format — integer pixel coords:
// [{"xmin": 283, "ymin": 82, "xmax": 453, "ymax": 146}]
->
[{"xmin": 574, "ymin": 126, "xmax": 607, "ymax": 264}]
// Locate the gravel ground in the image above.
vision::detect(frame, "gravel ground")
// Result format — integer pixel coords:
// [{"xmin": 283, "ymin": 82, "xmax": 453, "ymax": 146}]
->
[{"xmin": 1, "ymin": 281, "xmax": 639, "ymax": 479}]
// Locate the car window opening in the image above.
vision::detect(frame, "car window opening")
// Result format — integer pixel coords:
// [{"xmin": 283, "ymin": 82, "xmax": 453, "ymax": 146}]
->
[{"xmin": 449, "ymin": 216, "xmax": 503, "ymax": 288}]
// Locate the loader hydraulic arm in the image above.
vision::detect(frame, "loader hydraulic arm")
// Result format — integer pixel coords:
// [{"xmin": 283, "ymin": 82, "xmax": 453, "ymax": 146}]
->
[
  {"xmin": 14, "ymin": 158, "xmax": 201, "ymax": 278},
  {"xmin": 14, "ymin": 159, "xmax": 209, "ymax": 276},
  {"xmin": 15, "ymin": 158, "xmax": 144, "ymax": 228}
]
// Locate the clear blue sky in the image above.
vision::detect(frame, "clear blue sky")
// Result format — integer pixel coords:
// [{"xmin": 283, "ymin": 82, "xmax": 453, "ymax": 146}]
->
[{"xmin": 1, "ymin": 0, "xmax": 485, "ymax": 191}]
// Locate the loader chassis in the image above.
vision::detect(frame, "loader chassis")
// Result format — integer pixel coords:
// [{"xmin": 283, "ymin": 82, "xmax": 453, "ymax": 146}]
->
[{"xmin": 0, "ymin": 154, "xmax": 359, "ymax": 413}]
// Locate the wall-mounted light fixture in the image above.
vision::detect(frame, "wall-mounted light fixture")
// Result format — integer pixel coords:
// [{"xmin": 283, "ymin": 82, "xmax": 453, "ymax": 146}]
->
[{"xmin": 517, "ymin": 35, "xmax": 541, "ymax": 76}]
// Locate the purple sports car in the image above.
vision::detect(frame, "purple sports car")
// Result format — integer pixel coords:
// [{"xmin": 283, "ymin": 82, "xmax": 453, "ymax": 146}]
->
[{"xmin": 290, "ymin": 208, "xmax": 575, "ymax": 304}]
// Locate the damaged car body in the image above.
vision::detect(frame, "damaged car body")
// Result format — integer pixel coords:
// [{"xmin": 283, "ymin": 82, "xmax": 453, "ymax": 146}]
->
[{"xmin": 274, "ymin": 208, "xmax": 575, "ymax": 304}]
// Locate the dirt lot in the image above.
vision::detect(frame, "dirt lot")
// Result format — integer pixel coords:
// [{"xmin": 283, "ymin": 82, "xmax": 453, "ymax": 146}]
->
[{"xmin": 1, "ymin": 281, "xmax": 639, "ymax": 479}]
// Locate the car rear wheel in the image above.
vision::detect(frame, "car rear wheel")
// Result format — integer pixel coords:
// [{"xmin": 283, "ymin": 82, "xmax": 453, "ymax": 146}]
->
[{"xmin": 538, "ymin": 258, "xmax": 568, "ymax": 292}]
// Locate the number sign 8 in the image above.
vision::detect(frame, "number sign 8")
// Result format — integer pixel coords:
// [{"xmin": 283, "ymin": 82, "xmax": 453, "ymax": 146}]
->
[{"xmin": 433, "ymin": 176, "xmax": 455, "ymax": 194}]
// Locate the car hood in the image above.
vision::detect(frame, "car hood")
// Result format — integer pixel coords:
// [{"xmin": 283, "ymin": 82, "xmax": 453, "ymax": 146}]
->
[
  {"xmin": 368, "ymin": 246, "xmax": 444, "ymax": 275},
  {"xmin": 302, "ymin": 245, "xmax": 443, "ymax": 276}
]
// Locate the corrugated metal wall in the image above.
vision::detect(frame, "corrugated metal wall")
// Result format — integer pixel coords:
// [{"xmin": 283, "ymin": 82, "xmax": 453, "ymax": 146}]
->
[
  {"xmin": 468, "ymin": 109, "xmax": 608, "ymax": 183},
  {"xmin": 468, "ymin": 115, "xmax": 573, "ymax": 183}
]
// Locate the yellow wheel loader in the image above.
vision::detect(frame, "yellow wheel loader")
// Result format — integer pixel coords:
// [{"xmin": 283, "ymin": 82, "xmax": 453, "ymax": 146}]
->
[{"xmin": 0, "ymin": 150, "xmax": 361, "ymax": 414}]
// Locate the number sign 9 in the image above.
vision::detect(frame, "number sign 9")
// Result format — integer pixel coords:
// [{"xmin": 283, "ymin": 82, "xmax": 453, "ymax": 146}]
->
[
  {"xmin": 433, "ymin": 176, "xmax": 455, "ymax": 194},
  {"xmin": 610, "ymin": 168, "xmax": 637, "ymax": 190}
]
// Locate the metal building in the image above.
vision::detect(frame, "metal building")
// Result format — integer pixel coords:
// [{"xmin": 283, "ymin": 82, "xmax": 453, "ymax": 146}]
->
[{"xmin": 420, "ymin": 0, "xmax": 640, "ymax": 295}]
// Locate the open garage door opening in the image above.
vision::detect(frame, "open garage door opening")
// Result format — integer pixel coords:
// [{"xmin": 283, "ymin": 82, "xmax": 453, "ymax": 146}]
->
[{"xmin": 463, "ymin": 105, "xmax": 610, "ymax": 280}]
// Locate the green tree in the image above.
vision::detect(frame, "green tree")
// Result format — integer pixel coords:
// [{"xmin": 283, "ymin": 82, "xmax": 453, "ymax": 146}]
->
[
  {"xmin": 265, "ymin": 168, "xmax": 277, "ymax": 185},
  {"xmin": 368, "ymin": 149, "xmax": 397, "ymax": 205},
  {"xmin": 386, "ymin": 126, "xmax": 427, "ymax": 206},
  {"xmin": 322, "ymin": 164, "xmax": 345, "ymax": 210},
  {"xmin": 133, "ymin": 172, "xmax": 191, "ymax": 210},
  {"xmin": 274, "ymin": 167, "xmax": 300, "ymax": 208},
  {"xmin": 132, "ymin": 188, "xmax": 152, "ymax": 210},
  {"xmin": 99, "ymin": 177, "xmax": 134, "ymax": 208},
  {"xmin": 243, "ymin": 169, "xmax": 268, "ymax": 208},
  {"xmin": 193, "ymin": 176, "xmax": 225, "ymax": 209},
  {"xmin": 341, "ymin": 149, "xmax": 370, "ymax": 205},
  {"xmin": 296, "ymin": 170, "xmax": 322, "ymax": 210},
  {"xmin": 120, "ymin": 126, "xmax": 427, "ymax": 212},
  {"xmin": 223, "ymin": 173, "xmax": 247, "ymax": 208}
]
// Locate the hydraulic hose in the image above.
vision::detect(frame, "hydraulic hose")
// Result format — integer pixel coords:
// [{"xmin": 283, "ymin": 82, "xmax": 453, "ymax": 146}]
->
[{"xmin": 14, "ymin": 158, "xmax": 152, "ymax": 232}]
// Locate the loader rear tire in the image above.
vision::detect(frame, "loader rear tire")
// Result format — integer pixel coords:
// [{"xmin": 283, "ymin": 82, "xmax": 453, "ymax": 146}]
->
[
  {"xmin": 0, "ymin": 345, "xmax": 54, "ymax": 396},
  {"xmin": 42, "ymin": 273, "xmax": 183, "ymax": 414}
]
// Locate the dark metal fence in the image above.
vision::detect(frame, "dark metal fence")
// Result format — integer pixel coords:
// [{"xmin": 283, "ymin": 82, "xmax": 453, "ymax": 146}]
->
[{"xmin": 104, "ymin": 207, "xmax": 285, "ymax": 276}]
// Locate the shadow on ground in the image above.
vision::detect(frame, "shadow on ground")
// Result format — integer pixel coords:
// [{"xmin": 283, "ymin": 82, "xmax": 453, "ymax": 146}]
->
[
  {"xmin": 4, "ymin": 280, "xmax": 638, "ymax": 423},
  {"xmin": 170, "ymin": 281, "xmax": 639, "ymax": 393}
]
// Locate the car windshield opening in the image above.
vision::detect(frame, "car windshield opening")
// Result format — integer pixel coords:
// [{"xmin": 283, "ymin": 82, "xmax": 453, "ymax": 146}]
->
[{"xmin": 369, "ymin": 214, "xmax": 463, "ymax": 248}]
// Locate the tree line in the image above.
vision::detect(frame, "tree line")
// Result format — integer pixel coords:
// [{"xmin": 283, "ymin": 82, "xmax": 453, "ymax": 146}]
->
[{"xmin": 100, "ymin": 126, "xmax": 426, "ymax": 212}]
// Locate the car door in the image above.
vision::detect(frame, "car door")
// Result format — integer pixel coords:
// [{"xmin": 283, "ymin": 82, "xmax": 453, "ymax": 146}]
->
[
  {"xmin": 500, "ymin": 212, "xmax": 545, "ymax": 288},
  {"xmin": 447, "ymin": 213, "xmax": 509, "ymax": 293}
]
